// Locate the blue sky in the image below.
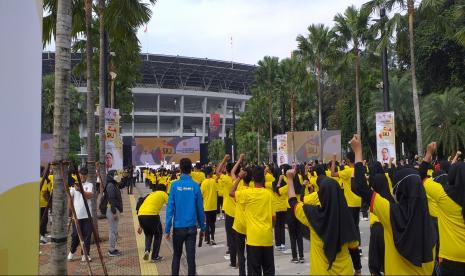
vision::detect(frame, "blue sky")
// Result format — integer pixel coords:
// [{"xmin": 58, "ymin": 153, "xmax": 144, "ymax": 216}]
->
[{"xmin": 137, "ymin": 0, "xmax": 368, "ymax": 65}]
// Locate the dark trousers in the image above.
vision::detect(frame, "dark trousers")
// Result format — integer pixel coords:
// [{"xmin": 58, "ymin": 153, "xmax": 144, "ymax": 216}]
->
[
  {"xmin": 369, "ymin": 222, "xmax": 384, "ymax": 275},
  {"xmin": 274, "ymin": 211, "xmax": 286, "ymax": 246},
  {"xmin": 236, "ymin": 231, "xmax": 246, "ymax": 276},
  {"xmin": 70, "ymin": 218, "xmax": 92, "ymax": 256},
  {"xmin": 349, "ymin": 207, "xmax": 361, "ymax": 243},
  {"xmin": 246, "ymin": 245, "xmax": 275, "ymax": 276},
  {"xmin": 286, "ymin": 208, "xmax": 304, "ymax": 259},
  {"xmin": 361, "ymin": 201, "xmax": 369, "ymax": 218},
  {"xmin": 39, "ymin": 207, "xmax": 49, "ymax": 236},
  {"xmin": 138, "ymin": 215, "xmax": 162, "ymax": 259},
  {"xmin": 225, "ymin": 214, "xmax": 237, "ymax": 266},
  {"xmin": 127, "ymin": 178, "xmax": 135, "ymax": 194},
  {"xmin": 172, "ymin": 226, "xmax": 197, "ymax": 276},
  {"xmin": 441, "ymin": 259, "xmax": 465, "ymax": 275},
  {"xmin": 205, "ymin": 211, "xmax": 217, "ymax": 242},
  {"xmin": 217, "ymin": 196, "xmax": 223, "ymax": 214}
]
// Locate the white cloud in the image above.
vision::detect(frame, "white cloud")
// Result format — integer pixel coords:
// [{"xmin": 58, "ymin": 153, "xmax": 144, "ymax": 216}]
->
[{"xmin": 138, "ymin": 0, "xmax": 368, "ymax": 64}]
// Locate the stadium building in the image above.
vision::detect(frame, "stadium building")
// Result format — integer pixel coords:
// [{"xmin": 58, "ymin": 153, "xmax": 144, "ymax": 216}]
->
[{"xmin": 42, "ymin": 52, "xmax": 256, "ymax": 141}]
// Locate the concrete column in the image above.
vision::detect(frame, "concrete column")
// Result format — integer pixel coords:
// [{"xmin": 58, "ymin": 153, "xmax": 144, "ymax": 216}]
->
[
  {"xmin": 157, "ymin": 94, "xmax": 160, "ymax": 137},
  {"xmin": 180, "ymin": 95, "xmax": 184, "ymax": 137},
  {"xmin": 202, "ymin": 97, "xmax": 207, "ymax": 143},
  {"xmin": 221, "ymin": 98, "xmax": 228, "ymax": 139}
]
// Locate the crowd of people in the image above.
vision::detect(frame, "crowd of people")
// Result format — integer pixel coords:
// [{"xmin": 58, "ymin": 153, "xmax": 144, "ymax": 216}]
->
[{"xmin": 39, "ymin": 138, "xmax": 465, "ymax": 275}]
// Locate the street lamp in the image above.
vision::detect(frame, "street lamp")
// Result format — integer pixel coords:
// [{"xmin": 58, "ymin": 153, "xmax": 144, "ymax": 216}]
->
[
  {"xmin": 228, "ymin": 105, "xmax": 237, "ymax": 162},
  {"xmin": 306, "ymin": 64, "xmax": 323, "ymax": 162},
  {"xmin": 109, "ymin": 71, "xmax": 117, "ymax": 108}
]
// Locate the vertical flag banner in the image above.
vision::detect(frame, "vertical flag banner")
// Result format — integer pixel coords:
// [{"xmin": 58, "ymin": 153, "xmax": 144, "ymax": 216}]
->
[
  {"xmin": 276, "ymin": 134, "xmax": 289, "ymax": 166},
  {"xmin": 0, "ymin": 1, "xmax": 42, "ymax": 274},
  {"xmin": 209, "ymin": 113, "xmax": 221, "ymax": 139},
  {"xmin": 105, "ymin": 108, "xmax": 123, "ymax": 171},
  {"xmin": 376, "ymin": 112, "xmax": 396, "ymax": 165}
]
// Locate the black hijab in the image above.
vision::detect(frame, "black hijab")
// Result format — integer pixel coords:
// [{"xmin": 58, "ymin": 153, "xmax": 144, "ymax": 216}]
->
[
  {"xmin": 446, "ymin": 162, "xmax": 465, "ymax": 221},
  {"xmin": 391, "ymin": 168, "xmax": 437, "ymax": 267},
  {"xmin": 373, "ymin": 174, "xmax": 394, "ymax": 203},
  {"xmin": 302, "ymin": 178, "xmax": 358, "ymax": 270}
]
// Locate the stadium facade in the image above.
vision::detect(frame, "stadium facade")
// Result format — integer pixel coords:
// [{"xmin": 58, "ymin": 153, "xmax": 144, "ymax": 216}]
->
[{"xmin": 42, "ymin": 52, "xmax": 256, "ymax": 146}]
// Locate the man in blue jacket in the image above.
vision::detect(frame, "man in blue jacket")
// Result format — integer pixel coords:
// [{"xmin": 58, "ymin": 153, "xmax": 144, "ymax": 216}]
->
[{"xmin": 165, "ymin": 158, "xmax": 206, "ymax": 275}]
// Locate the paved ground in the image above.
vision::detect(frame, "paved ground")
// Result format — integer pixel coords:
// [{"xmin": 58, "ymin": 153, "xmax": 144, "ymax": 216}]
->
[{"xmin": 39, "ymin": 181, "xmax": 370, "ymax": 275}]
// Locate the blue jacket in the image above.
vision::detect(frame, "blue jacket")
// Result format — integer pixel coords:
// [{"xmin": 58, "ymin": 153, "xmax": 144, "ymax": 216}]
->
[{"xmin": 165, "ymin": 174, "xmax": 206, "ymax": 233}]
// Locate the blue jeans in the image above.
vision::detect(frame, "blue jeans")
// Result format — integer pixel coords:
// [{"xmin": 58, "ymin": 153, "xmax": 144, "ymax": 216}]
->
[{"xmin": 172, "ymin": 226, "xmax": 197, "ymax": 275}]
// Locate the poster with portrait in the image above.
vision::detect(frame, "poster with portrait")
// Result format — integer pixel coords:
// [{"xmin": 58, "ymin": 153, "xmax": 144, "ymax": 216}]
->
[
  {"xmin": 376, "ymin": 112, "xmax": 396, "ymax": 165},
  {"xmin": 132, "ymin": 137, "xmax": 200, "ymax": 165},
  {"xmin": 276, "ymin": 134, "xmax": 288, "ymax": 166},
  {"xmin": 105, "ymin": 108, "xmax": 123, "ymax": 171},
  {"xmin": 286, "ymin": 131, "xmax": 341, "ymax": 163}
]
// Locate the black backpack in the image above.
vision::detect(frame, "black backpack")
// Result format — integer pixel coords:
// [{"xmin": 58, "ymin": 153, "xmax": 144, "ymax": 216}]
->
[
  {"xmin": 135, "ymin": 194, "xmax": 150, "ymax": 214},
  {"xmin": 99, "ymin": 184, "xmax": 109, "ymax": 215}
]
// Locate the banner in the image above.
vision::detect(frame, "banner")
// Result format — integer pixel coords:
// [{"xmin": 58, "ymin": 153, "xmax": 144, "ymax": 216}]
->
[
  {"xmin": 105, "ymin": 108, "xmax": 123, "ymax": 171},
  {"xmin": 276, "ymin": 134, "xmax": 288, "ymax": 166},
  {"xmin": 286, "ymin": 130, "xmax": 341, "ymax": 163},
  {"xmin": 209, "ymin": 113, "xmax": 221, "ymax": 139},
  {"xmin": 132, "ymin": 137, "xmax": 200, "ymax": 165},
  {"xmin": 376, "ymin": 112, "xmax": 396, "ymax": 165},
  {"xmin": 40, "ymin": 134, "xmax": 53, "ymax": 166},
  {"xmin": 0, "ymin": 1, "xmax": 42, "ymax": 274}
]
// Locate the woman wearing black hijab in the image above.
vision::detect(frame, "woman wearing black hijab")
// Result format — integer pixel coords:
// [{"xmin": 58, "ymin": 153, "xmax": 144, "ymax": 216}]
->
[
  {"xmin": 286, "ymin": 169, "xmax": 360, "ymax": 275},
  {"xmin": 421, "ymin": 143, "xmax": 465, "ymax": 275},
  {"xmin": 350, "ymin": 135, "xmax": 437, "ymax": 275}
]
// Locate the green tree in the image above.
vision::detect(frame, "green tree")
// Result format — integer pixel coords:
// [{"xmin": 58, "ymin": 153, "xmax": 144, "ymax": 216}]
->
[
  {"xmin": 208, "ymin": 139, "xmax": 225, "ymax": 164},
  {"xmin": 422, "ymin": 87, "xmax": 465, "ymax": 155},
  {"xmin": 333, "ymin": 5, "xmax": 372, "ymax": 136},
  {"xmin": 237, "ymin": 132, "xmax": 267, "ymax": 164}
]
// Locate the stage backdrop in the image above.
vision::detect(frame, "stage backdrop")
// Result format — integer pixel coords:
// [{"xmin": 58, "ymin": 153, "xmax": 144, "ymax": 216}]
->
[
  {"xmin": 286, "ymin": 130, "xmax": 341, "ymax": 163},
  {"xmin": 376, "ymin": 112, "xmax": 396, "ymax": 165},
  {"xmin": 0, "ymin": 0, "xmax": 42, "ymax": 274},
  {"xmin": 132, "ymin": 137, "xmax": 200, "ymax": 165}
]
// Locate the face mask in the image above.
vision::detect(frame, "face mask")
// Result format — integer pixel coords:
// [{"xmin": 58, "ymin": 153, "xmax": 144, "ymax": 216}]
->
[
  {"xmin": 113, "ymin": 175, "xmax": 121, "ymax": 183},
  {"xmin": 392, "ymin": 174, "xmax": 420, "ymax": 203}
]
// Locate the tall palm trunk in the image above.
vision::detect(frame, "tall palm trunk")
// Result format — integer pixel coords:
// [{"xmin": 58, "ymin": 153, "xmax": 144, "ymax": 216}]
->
[
  {"xmin": 408, "ymin": 0, "xmax": 423, "ymax": 155},
  {"xmin": 98, "ymin": 0, "xmax": 106, "ymax": 188},
  {"xmin": 355, "ymin": 49, "xmax": 361, "ymax": 136},
  {"xmin": 317, "ymin": 61, "xmax": 323, "ymax": 162},
  {"xmin": 51, "ymin": 0, "xmax": 72, "ymax": 274},
  {"xmin": 268, "ymin": 91, "xmax": 273, "ymax": 163},
  {"xmin": 84, "ymin": 0, "xmax": 98, "ymax": 229},
  {"xmin": 290, "ymin": 91, "xmax": 295, "ymax": 132}
]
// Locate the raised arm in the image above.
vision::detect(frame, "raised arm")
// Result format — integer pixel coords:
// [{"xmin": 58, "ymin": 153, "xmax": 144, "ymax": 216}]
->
[
  {"xmin": 286, "ymin": 169, "xmax": 297, "ymax": 207},
  {"xmin": 330, "ymin": 154, "xmax": 339, "ymax": 177},
  {"xmin": 231, "ymin": 154, "xmax": 245, "ymax": 180},
  {"xmin": 229, "ymin": 169, "xmax": 246, "ymax": 198},
  {"xmin": 349, "ymin": 134, "xmax": 372, "ymax": 204},
  {"xmin": 451, "ymin": 150, "xmax": 462, "ymax": 164},
  {"xmin": 216, "ymin": 154, "xmax": 230, "ymax": 177},
  {"xmin": 420, "ymin": 142, "xmax": 437, "ymax": 180}
]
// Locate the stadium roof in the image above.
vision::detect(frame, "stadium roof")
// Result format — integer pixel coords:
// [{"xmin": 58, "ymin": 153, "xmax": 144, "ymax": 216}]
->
[{"xmin": 42, "ymin": 52, "xmax": 257, "ymax": 95}]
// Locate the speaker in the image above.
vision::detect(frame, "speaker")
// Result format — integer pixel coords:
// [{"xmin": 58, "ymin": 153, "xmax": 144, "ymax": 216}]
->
[
  {"xmin": 123, "ymin": 136, "xmax": 133, "ymax": 167},
  {"xmin": 224, "ymin": 137, "xmax": 232, "ymax": 156},
  {"xmin": 200, "ymin": 143, "xmax": 208, "ymax": 165}
]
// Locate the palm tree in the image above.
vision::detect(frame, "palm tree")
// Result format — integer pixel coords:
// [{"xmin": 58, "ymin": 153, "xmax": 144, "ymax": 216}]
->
[
  {"xmin": 296, "ymin": 24, "xmax": 335, "ymax": 161},
  {"xmin": 51, "ymin": 0, "xmax": 72, "ymax": 273},
  {"xmin": 98, "ymin": 0, "xmax": 106, "ymax": 191},
  {"xmin": 333, "ymin": 5, "xmax": 371, "ymax": 136},
  {"xmin": 422, "ymin": 87, "xmax": 465, "ymax": 155},
  {"xmin": 364, "ymin": 0, "xmax": 423, "ymax": 154},
  {"xmin": 255, "ymin": 56, "xmax": 280, "ymax": 163}
]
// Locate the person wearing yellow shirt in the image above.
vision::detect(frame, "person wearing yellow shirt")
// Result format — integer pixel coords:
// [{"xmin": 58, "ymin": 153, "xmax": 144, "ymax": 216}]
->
[
  {"xmin": 191, "ymin": 163, "xmax": 205, "ymax": 184},
  {"xmin": 272, "ymin": 172, "xmax": 288, "ymax": 252},
  {"xmin": 421, "ymin": 143, "xmax": 465, "ymax": 275},
  {"xmin": 286, "ymin": 169, "xmax": 361, "ymax": 275},
  {"xmin": 216, "ymin": 171, "xmax": 225, "ymax": 221},
  {"xmin": 201, "ymin": 167, "xmax": 218, "ymax": 245},
  {"xmin": 330, "ymin": 152, "xmax": 363, "ymax": 256},
  {"xmin": 137, "ymin": 184, "xmax": 168, "ymax": 262},
  {"xmin": 231, "ymin": 165, "xmax": 275, "ymax": 276},
  {"xmin": 216, "ymin": 154, "xmax": 237, "ymax": 267},
  {"xmin": 350, "ymin": 135, "xmax": 436, "ymax": 275},
  {"xmin": 39, "ymin": 166, "xmax": 52, "ymax": 244}
]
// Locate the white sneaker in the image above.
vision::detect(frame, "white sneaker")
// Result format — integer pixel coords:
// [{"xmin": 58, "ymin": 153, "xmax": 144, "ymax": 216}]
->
[
  {"xmin": 67, "ymin": 252, "xmax": 75, "ymax": 261},
  {"xmin": 81, "ymin": 255, "xmax": 92, "ymax": 262},
  {"xmin": 40, "ymin": 236, "xmax": 48, "ymax": 244}
]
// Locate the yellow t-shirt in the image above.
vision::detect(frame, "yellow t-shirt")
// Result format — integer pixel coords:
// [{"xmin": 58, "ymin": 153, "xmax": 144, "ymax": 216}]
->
[
  {"xmin": 272, "ymin": 185, "xmax": 290, "ymax": 212},
  {"xmin": 423, "ymin": 178, "xmax": 465, "ymax": 262},
  {"xmin": 369, "ymin": 212, "xmax": 380, "ymax": 225},
  {"xmin": 235, "ymin": 188, "xmax": 274, "ymax": 246},
  {"xmin": 303, "ymin": 192, "xmax": 320, "ymax": 206},
  {"xmin": 294, "ymin": 202, "xmax": 359, "ymax": 275},
  {"xmin": 308, "ymin": 173, "xmax": 319, "ymax": 193},
  {"xmin": 216, "ymin": 177, "xmax": 224, "ymax": 197},
  {"xmin": 191, "ymin": 171, "xmax": 205, "ymax": 185},
  {"xmin": 221, "ymin": 174, "xmax": 235, "ymax": 217},
  {"xmin": 338, "ymin": 167, "xmax": 361, "ymax": 207},
  {"xmin": 386, "ymin": 173, "xmax": 393, "ymax": 195},
  {"xmin": 39, "ymin": 177, "xmax": 52, "ymax": 208},
  {"xmin": 372, "ymin": 193, "xmax": 435, "ymax": 275},
  {"xmin": 201, "ymin": 178, "xmax": 218, "ymax": 212},
  {"xmin": 265, "ymin": 173, "xmax": 275, "ymax": 184},
  {"xmin": 232, "ymin": 184, "xmax": 249, "ymax": 235},
  {"xmin": 138, "ymin": 191, "xmax": 168, "ymax": 216}
]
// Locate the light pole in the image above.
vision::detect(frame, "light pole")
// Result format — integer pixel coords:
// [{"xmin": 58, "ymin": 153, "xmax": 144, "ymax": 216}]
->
[{"xmin": 109, "ymin": 71, "xmax": 117, "ymax": 108}]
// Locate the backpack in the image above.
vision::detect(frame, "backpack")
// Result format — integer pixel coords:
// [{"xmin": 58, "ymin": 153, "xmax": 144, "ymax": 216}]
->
[{"xmin": 135, "ymin": 194, "xmax": 150, "ymax": 214}]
